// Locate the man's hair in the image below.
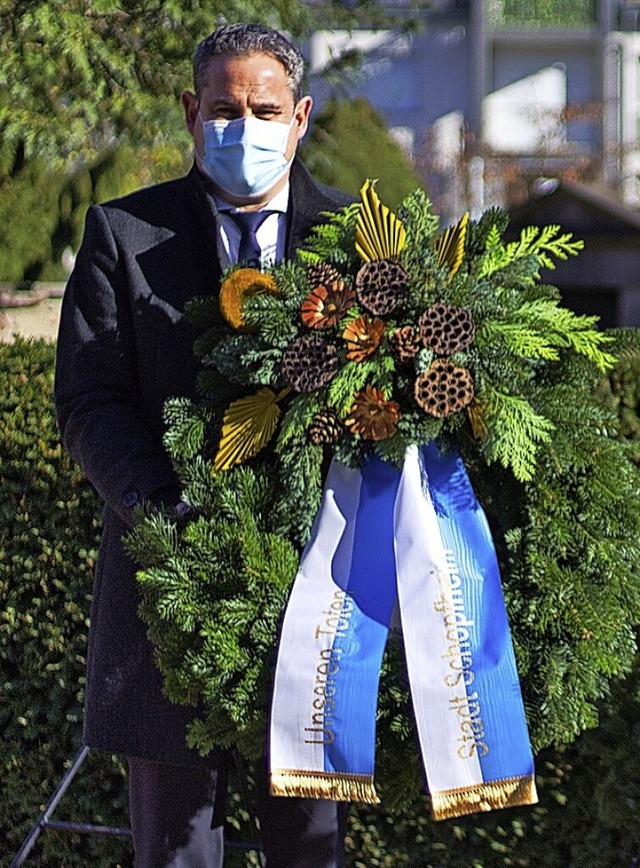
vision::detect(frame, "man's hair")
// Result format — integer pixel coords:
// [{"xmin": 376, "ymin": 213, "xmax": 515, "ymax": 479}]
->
[{"xmin": 193, "ymin": 23, "xmax": 305, "ymax": 103}]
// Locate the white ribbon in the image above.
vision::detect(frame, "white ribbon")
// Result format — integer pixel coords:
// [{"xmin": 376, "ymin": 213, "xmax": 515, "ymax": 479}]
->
[{"xmin": 269, "ymin": 444, "xmax": 538, "ymax": 818}]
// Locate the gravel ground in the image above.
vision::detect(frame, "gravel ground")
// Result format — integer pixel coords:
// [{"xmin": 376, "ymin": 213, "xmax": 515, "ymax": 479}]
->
[{"xmin": 0, "ymin": 297, "xmax": 62, "ymax": 343}]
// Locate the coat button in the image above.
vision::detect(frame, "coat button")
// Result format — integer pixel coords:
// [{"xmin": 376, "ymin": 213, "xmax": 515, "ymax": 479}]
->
[{"xmin": 122, "ymin": 490, "xmax": 139, "ymax": 508}]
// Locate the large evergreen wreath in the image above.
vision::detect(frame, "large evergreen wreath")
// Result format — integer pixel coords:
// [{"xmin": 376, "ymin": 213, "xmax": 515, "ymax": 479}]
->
[{"xmin": 126, "ymin": 182, "xmax": 640, "ymax": 807}]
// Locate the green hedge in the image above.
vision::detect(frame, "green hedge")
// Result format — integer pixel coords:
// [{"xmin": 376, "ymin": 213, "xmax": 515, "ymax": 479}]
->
[
  {"xmin": 0, "ymin": 144, "xmax": 190, "ymax": 285},
  {"xmin": 2, "ymin": 334, "xmax": 640, "ymax": 867},
  {"xmin": 0, "ymin": 337, "xmax": 131, "ymax": 865}
]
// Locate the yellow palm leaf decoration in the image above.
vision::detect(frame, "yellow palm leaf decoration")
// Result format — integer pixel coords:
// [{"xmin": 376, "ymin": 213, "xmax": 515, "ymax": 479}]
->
[
  {"xmin": 434, "ymin": 211, "xmax": 469, "ymax": 277},
  {"xmin": 213, "ymin": 387, "xmax": 289, "ymax": 472},
  {"xmin": 467, "ymin": 396, "xmax": 489, "ymax": 439},
  {"xmin": 355, "ymin": 179, "xmax": 407, "ymax": 262}
]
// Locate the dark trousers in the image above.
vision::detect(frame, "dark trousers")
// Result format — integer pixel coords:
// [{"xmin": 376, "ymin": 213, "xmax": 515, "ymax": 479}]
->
[{"xmin": 128, "ymin": 755, "xmax": 347, "ymax": 868}]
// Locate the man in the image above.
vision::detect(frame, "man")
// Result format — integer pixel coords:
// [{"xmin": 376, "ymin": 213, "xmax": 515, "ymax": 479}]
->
[{"xmin": 54, "ymin": 22, "xmax": 354, "ymax": 868}]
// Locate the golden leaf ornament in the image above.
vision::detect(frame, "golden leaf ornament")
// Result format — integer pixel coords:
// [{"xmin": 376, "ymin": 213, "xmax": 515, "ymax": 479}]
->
[
  {"xmin": 434, "ymin": 212, "xmax": 469, "ymax": 277},
  {"xmin": 219, "ymin": 268, "xmax": 279, "ymax": 332},
  {"xmin": 355, "ymin": 179, "xmax": 407, "ymax": 262},
  {"xmin": 213, "ymin": 387, "xmax": 288, "ymax": 472}
]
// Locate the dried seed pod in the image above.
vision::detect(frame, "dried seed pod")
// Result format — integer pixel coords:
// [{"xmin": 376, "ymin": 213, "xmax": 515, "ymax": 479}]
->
[
  {"xmin": 414, "ymin": 359, "xmax": 474, "ymax": 418},
  {"xmin": 355, "ymin": 259, "xmax": 409, "ymax": 316},
  {"xmin": 280, "ymin": 334, "xmax": 339, "ymax": 393},
  {"xmin": 418, "ymin": 302, "xmax": 475, "ymax": 356}
]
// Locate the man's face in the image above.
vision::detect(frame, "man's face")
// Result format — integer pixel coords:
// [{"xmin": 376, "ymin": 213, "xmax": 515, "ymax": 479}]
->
[{"xmin": 182, "ymin": 52, "xmax": 313, "ymax": 206}]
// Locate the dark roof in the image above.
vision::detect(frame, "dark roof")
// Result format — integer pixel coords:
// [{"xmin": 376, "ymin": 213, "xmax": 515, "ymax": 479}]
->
[{"xmin": 507, "ymin": 178, "xmax": 640, "ymax": 236}]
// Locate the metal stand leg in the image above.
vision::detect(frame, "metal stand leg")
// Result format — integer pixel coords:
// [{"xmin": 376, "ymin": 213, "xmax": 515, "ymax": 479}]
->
[
  {"xmin": 229, "ymin": 750, "xmax": 266, "ymax": 867},
  {"xmin": 10, "ymin": 746, "xmax": 131, "ymax": 867},
  {"xmin": 11, "ymin": 745, "xmax": 265, "ymax": 866}
]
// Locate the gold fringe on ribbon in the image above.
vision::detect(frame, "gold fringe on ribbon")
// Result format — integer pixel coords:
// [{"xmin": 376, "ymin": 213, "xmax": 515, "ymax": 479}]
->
[
  {"xmin": 270, "ymin": 769, "xmax": 380, "ymax": 804},
  {"xmin": 430, "ymin": 774, "xmax": 538, "ymax": 821}
]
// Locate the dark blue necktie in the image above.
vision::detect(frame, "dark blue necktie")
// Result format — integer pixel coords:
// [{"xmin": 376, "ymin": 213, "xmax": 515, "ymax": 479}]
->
[{"xmin": 228, "ymin": 210, "xmax": 273, "ymax": 267}]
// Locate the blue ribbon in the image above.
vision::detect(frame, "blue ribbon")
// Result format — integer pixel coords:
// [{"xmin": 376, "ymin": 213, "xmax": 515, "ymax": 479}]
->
[
  {"xmin": 421, "ymin": 442, "xmax": 534, "ymax": 783},
  {"xmin": 326, "ymin": 457, "xmax": 399, "ymax": 775}
]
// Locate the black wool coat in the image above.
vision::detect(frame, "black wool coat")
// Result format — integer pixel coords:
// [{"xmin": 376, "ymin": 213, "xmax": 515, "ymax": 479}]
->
[{"xmin": 54, "ymin": 160, "xmax": 355, "ymax": 763}]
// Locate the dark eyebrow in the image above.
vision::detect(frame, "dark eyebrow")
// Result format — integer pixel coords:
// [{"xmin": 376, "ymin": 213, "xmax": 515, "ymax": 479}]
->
[
  {"xmin": 202, "ymin": 95, "xmax": 241, "ymax": 110},
  {"xmin": 202, "ymin": 96, "xmax": 285, "ymax": 113},
  {"xmin": 249, "ymin": 96, "xmax": 287, "ymax": 111}
]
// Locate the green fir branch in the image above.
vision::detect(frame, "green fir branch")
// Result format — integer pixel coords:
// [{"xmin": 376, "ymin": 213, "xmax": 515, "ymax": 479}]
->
[
  {"xmin": 465, "ymin": 207, "xmax": 510, "ymax": 263},
  {"xmin": 243, "ymin": 292, "xmax": 301, "ymax": 348},
  {"xmin": 297, "ymin": 204, "xmax": 359, "ymax": 265},
  {"xmin": 273, "ymin": 440, "xmax": 324, "ymax": 544},
  {"xmin": 203, "ymin": 334, "xmax": 281, "ymax": 387},
  {"xmin": 162, "ymin": 400, "xmax": 208, "ymax": 463}
]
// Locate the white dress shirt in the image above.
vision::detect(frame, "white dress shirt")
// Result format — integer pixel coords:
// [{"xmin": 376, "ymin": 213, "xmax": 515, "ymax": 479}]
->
[{"xmin": 214, "ymin": 184, "xmax": 289, "ymax": 268}]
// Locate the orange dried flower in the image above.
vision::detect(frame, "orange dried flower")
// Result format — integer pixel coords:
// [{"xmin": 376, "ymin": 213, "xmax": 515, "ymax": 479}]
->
[
  {"xmin": 219, "ymin": 267, "xmax": 278, "ymax": 332},
  {"xmin": 345, "ymin": 385, "xmax": 401, "ymax": 441},
  {"xmin": 301, "ymin": 280, "xmax": 355, "ymax": 329},
  {"xmin": 342, "ymin": 315, "xmax": 385, "ymax": 361}
]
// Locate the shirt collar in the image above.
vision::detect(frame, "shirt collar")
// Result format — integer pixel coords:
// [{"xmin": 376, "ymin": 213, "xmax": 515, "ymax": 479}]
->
[{"xmin": 214, "ymin": 182, "xmax": 290, "ymax": 215}]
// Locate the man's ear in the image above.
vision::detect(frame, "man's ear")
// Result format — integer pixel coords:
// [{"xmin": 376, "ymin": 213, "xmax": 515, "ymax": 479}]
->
[
  {"xmin": 294, "ymin": 95, "xmax": 313, "ymax": 140},
  {"xmin": 181, "ymin": 90, "xmax": 199, "ymax": 135}
]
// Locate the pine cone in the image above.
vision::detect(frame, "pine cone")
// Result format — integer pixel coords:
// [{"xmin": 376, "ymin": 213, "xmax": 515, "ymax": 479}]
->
[
  {"xmin": 308, "ymin": 408, "xmax": 343, "ymax": 445},
  {"xmin": 414, "ymin": 359, "xmax": 474, "ymax": 418},
  {"xmin": 280, "ymin": 334, "xmax": 339, "ymax": 393},
  {"xmin": 418, "ymin": 302, "xmax": 475, "ymax": 356},
  {"xmin": 355, "ymin": 259, "xmax": 409, "ymax": 316},
  {"xmin": 306, "ymin": 261, "xmax": 343, "ymax": 290},
  {"xmin": 389, "ymin": 325, "xmax": 424, "ymax": 363}
]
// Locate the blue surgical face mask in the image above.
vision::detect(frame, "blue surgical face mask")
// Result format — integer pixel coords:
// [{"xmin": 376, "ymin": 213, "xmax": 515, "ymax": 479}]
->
[{"xmin": 199, "ymin": 114, "xmax": 295, "ymax": 198}]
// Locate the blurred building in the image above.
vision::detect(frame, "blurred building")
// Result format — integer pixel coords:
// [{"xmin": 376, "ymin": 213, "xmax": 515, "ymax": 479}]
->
[
  {"xmin": 507, "ymin": 177, "xmax": 640, "ymax": 328},
  {"xmin": 305, "ymin": 0, "xmax": 640, "ymax": 326},
  {"xmin": 306, "ymin": 1, "xmax": 640, "ymax": 211}
]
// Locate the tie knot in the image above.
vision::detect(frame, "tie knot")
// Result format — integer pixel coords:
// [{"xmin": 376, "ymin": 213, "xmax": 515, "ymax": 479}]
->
[{"xmin": 228, "ymin": 209, "xmax": 272, "ymax": 233}]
